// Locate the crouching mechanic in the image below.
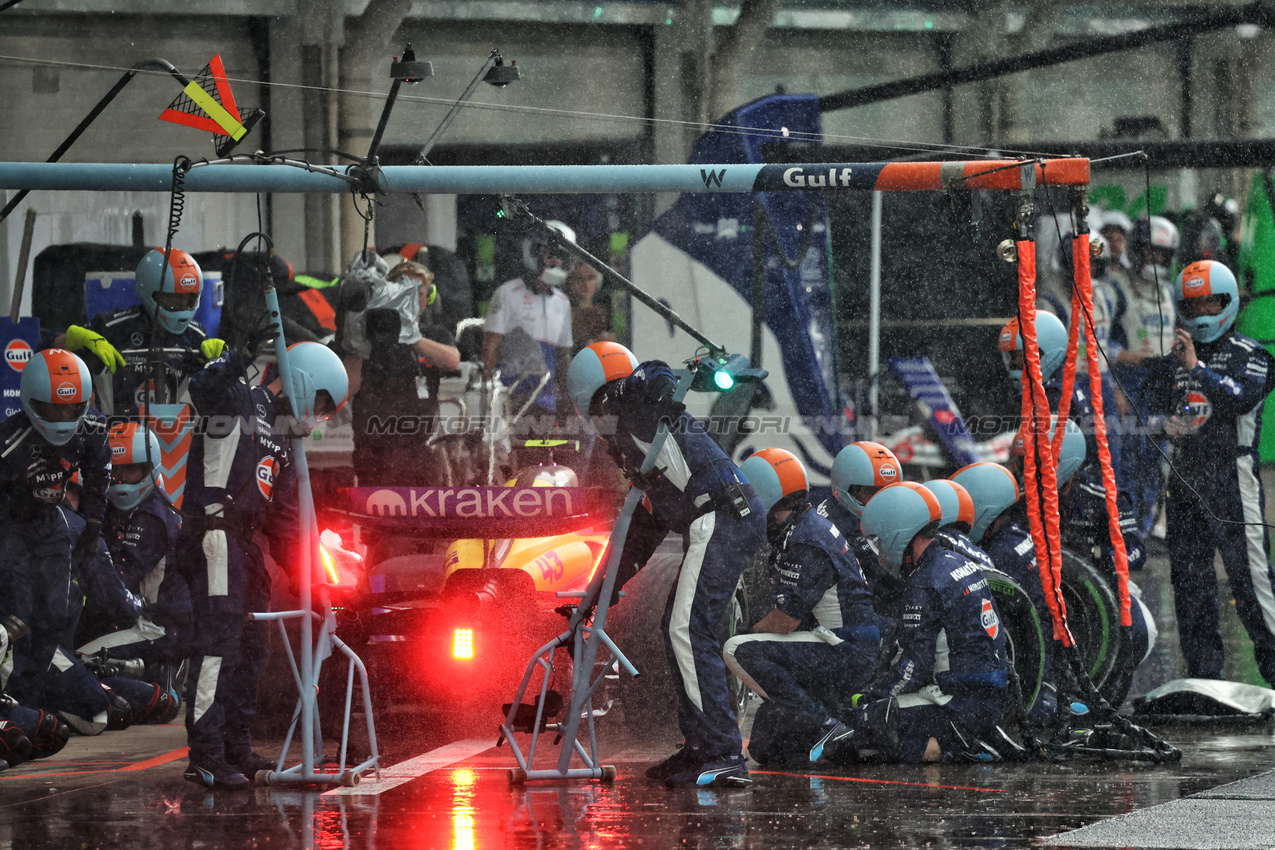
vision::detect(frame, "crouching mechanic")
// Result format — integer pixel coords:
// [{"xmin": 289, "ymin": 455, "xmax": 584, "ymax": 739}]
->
[
  {"xmin": 0, "ymin": 350, "xmax": 111, "ymax": 717},
  {"xmin": 725, "ymin": 449, "xmax": 880, "ymax": 766},
  {"xmin": 179, "ymin": 342, "xmax": 348, "ymax": 789},
  {"xmin": 1147, "ymin": 259, "xmax": 1275, "ymax": 685},
  {"xmin": 853, "ymin": 483, "xmax": 1011, "ymax": 763},
  {"xmin": 54, "ymin": 249, "xmax": 227, "ymax": 416},
  {"xmin": 567, "ymin": 342, "xmax": 765, "ymax": 787},
  {"xmin": 78, "ymin": 423, "xmax": 189, "ymax": 709},
  {"xmin": 817, "ymin": 441, "xmax": 904, "ymax": 620}
]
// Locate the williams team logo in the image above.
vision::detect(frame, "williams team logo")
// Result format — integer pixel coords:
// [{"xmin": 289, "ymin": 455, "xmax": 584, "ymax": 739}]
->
[
  {"xmin": 5, "ymin": 340, "xmax": 32, "ymax": 373},
  {"xmin": 256, "ymin": 456, "xmax": 278, "ymax": 500},
  {"xmin": 981, "ymin": 598, "xmax": 1000, "ymax": 640}
]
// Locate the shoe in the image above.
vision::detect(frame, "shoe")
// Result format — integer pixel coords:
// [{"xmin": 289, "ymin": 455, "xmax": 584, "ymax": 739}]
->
[
  {"xmin": 809, "ymin": 719, "xmax": 853, "ymax": 763},
  {"xmin": 183, "ymin": 759, "xmax": 249, "ymax": 790},
  {"xmin": 228, "ymin": 751, "xmax": 274, "ymax": 776},
  {"xmin": 664, "ymin": 753, "xmax": 752, "ymax": 787},
  {"xmin": 645, "ymin": 745, "xmax": 701, "ymax": 780}
]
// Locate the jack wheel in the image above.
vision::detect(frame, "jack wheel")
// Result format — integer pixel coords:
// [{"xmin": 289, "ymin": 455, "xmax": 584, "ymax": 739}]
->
[
  {"xmin": 600, "ymin": 765, "xmax": 617, "ymax": 782},
  {"xmin": 254, "ymin": 770, "xmax": 272, "ymax": 786},
  {"xmin": 340, "ymin": 771, "xmax": 361, "ymax": 787},
  {"xmin": 508, "ymin": 768, "xmax": 526, "ymax": 785}
]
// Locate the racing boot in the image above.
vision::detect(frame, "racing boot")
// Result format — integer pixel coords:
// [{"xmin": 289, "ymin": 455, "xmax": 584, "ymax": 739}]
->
[
  {"xmin": 664, "ymin": 752, "xmax": 752, "ymax": 788},
  {"xmin": 645, "ymin": 744, "xmax": 702, "ymax": 781},
  {"xmin": 838, "ymin": 696, "xmax": 899, "ymax": 762},
  {"xmin": 808, "ymin": 718, "xmax": 854, "ymax": 764},
  {"xmin": 101, "ymin": 686, "xmax": 133, "ymax": 731},
  {"xmin": 27, "ymin": 710, "xmax": 70, "ymax": 759},
  {"xmin": 943, "ymin": 720, "xmax": 1003, "ymax": 764},
  {"xmin": 184, "ymin": 759, "xmax": 250, "ymax": 790}
]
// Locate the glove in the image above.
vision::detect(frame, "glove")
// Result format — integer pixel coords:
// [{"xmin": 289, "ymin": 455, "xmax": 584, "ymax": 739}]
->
[
  {"xmin": 63, "ymin": 325, "xmax": 125, "ymax": 373},
  {"xmin": 850, "ymin": 693, "xmax": 866, "ymax": 709},
  {"xmin": 200, "ymin": 338, "xmax": 227, "ymax": 361},
  {"xmin": 72, "ymin": 519, "xmax": 102, "ymax": 569}
]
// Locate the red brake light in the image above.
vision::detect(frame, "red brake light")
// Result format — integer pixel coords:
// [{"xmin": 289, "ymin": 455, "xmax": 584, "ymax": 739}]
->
[
  {"xmin": 319, "ymin": 544, "xmax": 339, "ymax": 584},
  {"xmin": 452, "ymin": 628, "xmax": 474, "ymax": 660}
]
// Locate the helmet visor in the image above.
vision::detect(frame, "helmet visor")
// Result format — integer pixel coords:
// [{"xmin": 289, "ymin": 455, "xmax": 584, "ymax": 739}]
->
[{"xmin": 31, "ymin": 399, "xmax": 87, "ymax": 423}]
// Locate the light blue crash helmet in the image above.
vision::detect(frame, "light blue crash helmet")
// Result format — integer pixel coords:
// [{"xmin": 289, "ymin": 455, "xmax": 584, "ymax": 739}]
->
[
  {"xmin": 998, "ymin": 311, "xmax": 1069, "ymax": 385},
  {"xmin": 830, "ymin": 441, "xmax": 902, "ymax": 517},
  {"xmin": 566, "ymin": 341, "xmax": 638, "ymax": 416},
  {"xmin": 106, "ymin": 422, "xmax": 164, "ymax": 510},
  {"xmin": 1012, "ymin": 416, "xmax": 1087, "ymax": 487},
  {"xmin": 1056, "ymin": 419, "xmax": 1087, "ymax": 485},
  {"xmin": 284, "ymin": 341, "xmax": 349, "ymax": 427},
  {"xmin": 20, "ymin": 348, "xmax": 91, "ymax": 446},
  {"xmin": 951, "ymin": 462, "xmax": 1021, "ymax": 544},
  {"xmin": 135, "ymin": 248, "xmax": 203, "ymax": 335},
  {"xmin": 859, "ymin": 482, "xmax": 943, "ymax": 577},
  {"xmin": 1174, "ymin": 260, "xmax": 1239, "ymax": 344},
  {"xmin": 740, "ymin": 447, "xmax": 808, "ymax": 513}
]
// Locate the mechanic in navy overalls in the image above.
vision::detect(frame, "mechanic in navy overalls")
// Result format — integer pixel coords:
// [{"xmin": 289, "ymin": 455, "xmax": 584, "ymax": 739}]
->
[
  {"xmin": 922, "ymin": 479, "xmax": 996, "ymax": 572},
  {"xmin": 1146, "ymin": 259, "xmax": 1275, "ymax": 685},
  {"xmin": 816, "ymin": 440, "xmax": 904, "ymax": 622},
  {"xmin": 567, "ymin": 342, "xmax": 765, "ymax": 787},
  {"xmin": 0, "ymin": 350, "xmax": 111, "ymax": 717},
  {"xmin": 77, "ymin": 423, "xmax": 188, "ymax": 688},
  {"xmin": 53, "ymin": 248, "xmax": 226, "ymax": 416},
  {"xmin": 854, "ymin": 482, "xmax": 1011, "ymax": 764},
  {"xmin": 952, "ymin": 461, "xmax": 1060, "ymax": 725},
  {"xmin": 999, "ymin": 310, "xmax": 1124, "ymax": 488},
  {"xmin": 179, "ymin": 342, "xmax": 347, "ymax": 789},
  {"xmin": 725, "ymin": 449, "xmax": 879, "ymax": 766}
]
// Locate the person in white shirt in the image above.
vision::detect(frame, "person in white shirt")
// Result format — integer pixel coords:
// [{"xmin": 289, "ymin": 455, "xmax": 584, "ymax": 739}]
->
[{"xmin": 482, "ymin": 221, "xmax": 576, "ymax": 427}]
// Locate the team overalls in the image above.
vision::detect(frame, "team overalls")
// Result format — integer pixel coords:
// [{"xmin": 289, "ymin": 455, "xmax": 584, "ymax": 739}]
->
[
  {"xmin": 83, "ymin": 306, "xmax": 208, "ymax": 416},
  {"xmin": 816, "ymin": 496, "xmax": 903, "ymax": 623},
  {"xmin": 78, "ymin": 490, "xmax": 187, "ymax": 668},
  {"xmin": 0, "ymin": 410, "xmax": 111, "ymax": 711},
  {"xmin": 863, "ymin": 543, "xmax": 1008, "ymax": 763},
  {"xmin": 724, "ymin": 504, "xmax": 879, "ymax": 761},
  {"xmin": 179, "ymin": 353, "xmax": 298, "ymax": 767},
  {"xmin": 1147, "ymin": 333, "xmax": 1275, "ymax": 684},
  {"xmin": 600, "ymin": 361, "xmax": 765, "ymax": 761}
]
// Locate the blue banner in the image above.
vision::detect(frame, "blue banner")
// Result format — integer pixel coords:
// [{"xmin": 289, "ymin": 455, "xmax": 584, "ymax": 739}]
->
[
  {"xmin": 888, "ymin": 356, "xmax": 980, "ymax": 468},
  {"xmin": 0, "ymin": 317, "xmax": 41, "ymax": 419}
]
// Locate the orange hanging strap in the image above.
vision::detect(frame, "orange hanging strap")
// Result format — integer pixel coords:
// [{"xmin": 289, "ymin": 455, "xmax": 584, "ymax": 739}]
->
[
  {"xmin": 1071, "ymin": 231, "xmax": 1133, "ymax": 626},
  {"xmin": 1017, "ymin": 239, "xmax": 1072, "ymax": 646},
  {"xmin": 1054, "ymin": 286, "xmax": 1083, "ymax": 458}
]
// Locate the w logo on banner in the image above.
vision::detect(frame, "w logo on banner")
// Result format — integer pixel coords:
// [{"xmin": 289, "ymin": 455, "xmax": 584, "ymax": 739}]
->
[{"xmin": 701, "ymin": 168, "xmax": 726, "ymax": 189}]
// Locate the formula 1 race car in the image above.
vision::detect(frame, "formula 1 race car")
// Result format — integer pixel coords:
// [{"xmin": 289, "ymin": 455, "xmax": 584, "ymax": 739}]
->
[{"xmin": 322, "ymin": 463, "xmax": 616, "ymax": 712}]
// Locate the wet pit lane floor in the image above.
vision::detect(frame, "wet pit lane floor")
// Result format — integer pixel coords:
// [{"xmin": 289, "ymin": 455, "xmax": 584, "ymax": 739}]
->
[{"xmin": 1, "ymin": 719, "xmax": 1272, "ymax": 850}]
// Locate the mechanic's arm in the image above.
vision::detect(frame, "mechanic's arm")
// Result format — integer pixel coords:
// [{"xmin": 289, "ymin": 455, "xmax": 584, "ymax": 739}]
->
[
  {"xmin": 868, "ymin": 582, "xmax": 939, "ymax": 698},
  {"xmin": 79, "ymin": 527, "xmax": 142, "ymax": 628},
  {"xmin": 343, "ymin": 355, "xmax": 364, "ymax": 397},
  {"xmin": 414, "ymin": 336, "xmax": 460, "ymax": 371},
  {"xmin": 482, "ymin": 332, "xmax": 503, "ymax": 372},
  {"xmin": 114, "ymin": 512, "xmax": 171, "ymax": 592},
  {"xmin": 757, "ymin": 542, "xmax": 833, "ymax": 634},
  {"xmin": 612, "ymin": 500, "xmax": 670, "ymax": 596},
  {"xmin": 1179, "ymin": 335, "xmax": 1275, "ymax": 416},
  {"xmin": 77, "ymin": 423, "xmax": 113, "ymax": 523}
]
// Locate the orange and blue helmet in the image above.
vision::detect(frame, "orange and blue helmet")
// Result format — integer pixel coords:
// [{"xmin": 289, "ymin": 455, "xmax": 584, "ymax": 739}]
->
[
  {"xmin": 20, "ymin": 349, "xmax": 90, "ymax": 446},
  {"xmin": 567, "ymin": 341, "xmax": 638, "ymax": 416},
  {"xmin": 107, "ymin": 422, "xmax": 163, "ymax": 510},
  {"xmin": 740, "ymin": 447, "xmax": 808, "ymax": 513}
]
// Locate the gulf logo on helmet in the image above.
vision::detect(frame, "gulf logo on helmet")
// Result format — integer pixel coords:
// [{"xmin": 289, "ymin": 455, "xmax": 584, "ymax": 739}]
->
[
  {"xmin": 876, "ymin": 463, "xmax": 899, "ymax": 484},
  {"xmin": 591, "ymin": 342, "xmax": 636, "ymax": 382},
  {"xmin": 257, "ymin": 456, "xmax": 278, "ymax": 500},
  {"xmin": 1181, "ymin": 263, "xmax": 1211, "ymax": 298},
  {"xmin": 4, "ymin": 339, "xmax": 31, "ymax": 373},
  {"xmin": 55, "ymin": 382, "xmax": 79, "ymax": 400},
  {"xmin": 111, "ymin": 443, "xmax": 127, "ymax": 460},
  {"xmin": 981, "ymin": 598, "xmax": 1000, "ymax": 639},
  {"xmin": 176, "ymin": 273, "xmax": 199, "ymax": 293}
]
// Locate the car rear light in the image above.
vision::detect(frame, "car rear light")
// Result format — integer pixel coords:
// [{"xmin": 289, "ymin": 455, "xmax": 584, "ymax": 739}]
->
[
  {"xmin": 319, "ymin": 543, "xmax": 339, "ymax": 584},
  {"xmin": 452, "ymin": 628, "xmax": 474, "ymax": 660}
]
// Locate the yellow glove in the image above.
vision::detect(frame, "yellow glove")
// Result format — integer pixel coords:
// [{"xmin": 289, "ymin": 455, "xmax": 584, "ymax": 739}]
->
[
  {"xmin": 63, "ymin": 325, "xmax": 125, "ymax": 374},
  {"xmin": 200, "ymin": 338, "xmax": 227, "ymax": 362}
]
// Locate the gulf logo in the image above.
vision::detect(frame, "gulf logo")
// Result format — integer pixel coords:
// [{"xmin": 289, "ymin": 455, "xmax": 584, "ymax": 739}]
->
[
  {"xmin": 176, "ymin": 272, "xmax": 199, "ymax": 293},
  {"xmin": 1183, "ymin": 391, "xmax": 1212, "ymax": 432},
  {"xmin": 1183, "ymin": 274, "xmax": 1208, "ymax": 296},
  {"xmin": 111, "ymin": 443, "xmax": 127, "ymax": 460},
  {"xmin": 4, "ymin": 339, "xmax": 31, "ymax": 373},
  {"xmin": 55, "ymin": 382, "xmax": 79, "ymax": 400},
  {"xmin": 981, "ymin": 598, "xmax": 1000, "ymax": 640},
  {"xmin": 257, "ymin": 456, "xmax": 279, "ymax": 500},
  {"xmin": 877, "ymin": 464, "xmax": 899, "ymax": 484}
]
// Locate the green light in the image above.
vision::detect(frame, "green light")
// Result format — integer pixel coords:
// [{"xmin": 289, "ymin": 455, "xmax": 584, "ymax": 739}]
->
[
  {"xmin": 495, "ymin": 208, "xmax": 505, "ymax": 218},
  {"xmin": 594, "ymin": 6, "xmax": 602, "ymax": 18},
  {"xmin": 714, "ymin": 370, "xmax": 734, "ymax": 391}
]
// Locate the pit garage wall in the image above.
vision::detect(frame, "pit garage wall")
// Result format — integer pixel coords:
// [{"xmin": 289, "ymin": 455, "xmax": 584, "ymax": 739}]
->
[{"xmin": 7, "ymin": 9, "xmax": 1275, "ymax": 311}]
